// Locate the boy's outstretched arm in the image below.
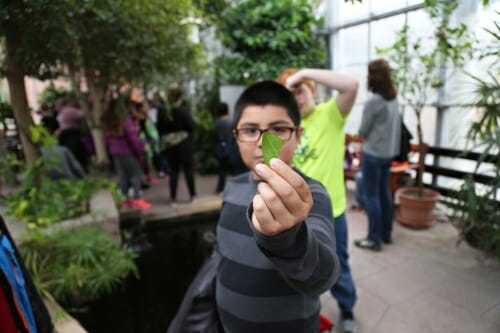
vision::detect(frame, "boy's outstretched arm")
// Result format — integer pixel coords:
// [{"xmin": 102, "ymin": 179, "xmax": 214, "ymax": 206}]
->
[
  {"xmin": 285, "ymin": 68, "xmax": 359, "ymax": 115},
  {"xmin": 250, "ymin": 158, "xmax": 340, "ymax": 294}
]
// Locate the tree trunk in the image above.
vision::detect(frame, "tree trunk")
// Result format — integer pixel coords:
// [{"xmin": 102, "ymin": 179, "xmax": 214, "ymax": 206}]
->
[
  {"xmin": 4, "ymin": 30, "xmax": 39, "ymax": 166},
  {"xmin": 416, "ymin": 109, "xmax": 425, "ymax": 198},
  {"xmin": 85, "ymin": 70, "xmax": 108, "ymax": 165}
]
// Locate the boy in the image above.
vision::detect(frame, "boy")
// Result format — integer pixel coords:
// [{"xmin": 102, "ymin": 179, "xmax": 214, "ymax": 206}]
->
[
  {"xmin": 216, "ymin": 81, "xmax": 340, "ymax": 332},
  {"xmin": 277, "ymin": 68, "xmax": 359, "ymax": 333}
]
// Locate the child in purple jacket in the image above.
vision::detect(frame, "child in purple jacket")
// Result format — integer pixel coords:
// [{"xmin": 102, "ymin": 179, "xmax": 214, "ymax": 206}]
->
[{"xmin": 102, "ymin": 98, "xmax": 152, "ymax": 210}]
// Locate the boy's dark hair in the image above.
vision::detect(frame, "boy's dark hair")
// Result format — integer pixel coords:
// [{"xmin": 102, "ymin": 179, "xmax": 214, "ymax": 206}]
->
[
  {"xmin": 368, "ymin": 58, "xmax": 397, "ymax": 100},
  {"xmin": 233, "ymin": 81, "xmax": 300, "ymax": 129},
  {"xmin": 217, "ymin": 102, "xmax": 229, "ymax": 117}
]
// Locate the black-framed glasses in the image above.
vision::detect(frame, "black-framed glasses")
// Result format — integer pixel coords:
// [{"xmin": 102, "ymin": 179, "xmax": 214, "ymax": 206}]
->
[{"xmin": 234, "ymin": 126, "xmax": 297, "ymax": 143}]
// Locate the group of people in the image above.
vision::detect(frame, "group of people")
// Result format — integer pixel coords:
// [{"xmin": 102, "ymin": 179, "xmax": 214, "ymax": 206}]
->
[
  {"xmin": 172, "ymin": 58, "xmax": 402, "ymax": 333},
  {"xmin": 37, "ymin": 87, "xmax": 201, "ymax": 211},
  {"xmin": 101, "ymin": 87, "xmax": 198, "ymax": 210}
]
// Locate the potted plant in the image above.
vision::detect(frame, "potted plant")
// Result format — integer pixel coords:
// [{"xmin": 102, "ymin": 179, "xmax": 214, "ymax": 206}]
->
[
  {"xmin": 379, "ymin": 0, "xmax": 475, "ymax": 228},
  {"xmin": 452, "ymin": 12, "xmax": 499, "ymax": 258}
]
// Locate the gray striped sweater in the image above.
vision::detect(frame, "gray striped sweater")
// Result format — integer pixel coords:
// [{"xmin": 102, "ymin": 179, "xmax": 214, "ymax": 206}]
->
[{"xmin": 216, "ymin": 170, "xmax": 340, "ymax": 333}]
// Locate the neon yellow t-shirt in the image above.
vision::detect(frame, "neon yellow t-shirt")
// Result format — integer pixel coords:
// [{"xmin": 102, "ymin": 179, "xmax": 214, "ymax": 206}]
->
[{"xmin": 293, "ymin": 99, "xmax": 348, "ymax": 218}]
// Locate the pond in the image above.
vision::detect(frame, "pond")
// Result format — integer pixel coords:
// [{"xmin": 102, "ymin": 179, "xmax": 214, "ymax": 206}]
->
[{"xmin": 70, "ymin": 210, "xmax": 219, "ymax": 333}]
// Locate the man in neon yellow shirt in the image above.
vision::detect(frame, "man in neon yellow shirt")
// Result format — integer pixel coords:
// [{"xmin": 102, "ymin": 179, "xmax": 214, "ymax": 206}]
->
[{"xmin": 277, "ymin": 68, "xmax": 359, "ymax": 333}]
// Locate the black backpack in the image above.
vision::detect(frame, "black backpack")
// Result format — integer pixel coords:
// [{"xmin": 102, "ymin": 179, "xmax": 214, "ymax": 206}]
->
[{"xmin": 393, "ymin": 119, "xmax": 413, "ymax": 162}]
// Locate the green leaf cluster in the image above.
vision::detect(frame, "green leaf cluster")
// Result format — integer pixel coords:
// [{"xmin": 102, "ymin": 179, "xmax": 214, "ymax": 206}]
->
[
  {"xmin": 37, "ymin": 84, "xmax": 70, "ymax": 110},
  {"xmin": 453, "ymin": 128, "xmax": 500, "ymax": 259},
  {"xmin": 193, "ymin": 80, "xmax": 219, "ymax": 174},
  {"xmin": 453, "ymin": 12, "xmax": 499, "ymax": 259},
  {"xmin": 216, "ymin": 0, "xmax": 326, "ymax": 84},
  {"xmin": 466, "ymin": 12, "xmax": 500, "ymax": 143},
  {"xmin": 3, "ymin": 177, "xmax": 119, "ymax": 228},
  {"xmin": 0, "ymin": 0, "xmax": 202, "ymax": 86},
  {"xmin": 20, "ymin": 226, "xmax": 138, "ymax": 303}
]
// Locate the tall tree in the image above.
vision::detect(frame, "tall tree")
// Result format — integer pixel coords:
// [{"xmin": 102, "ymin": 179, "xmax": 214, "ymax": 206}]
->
[
  {"xmin": 0, "ymin": 1, "xmax": 75, "ymax": 165},
  {"xmin": 63, "ymin": 0, "xmax": 201, "ymax": 163},
  {"xmin": 1, "ymin": 0, "xmax": 202, "ymax": 165}
]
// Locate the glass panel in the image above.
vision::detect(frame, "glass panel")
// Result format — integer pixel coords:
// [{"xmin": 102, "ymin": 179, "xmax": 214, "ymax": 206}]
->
[
  {"xmin": 370, "ymin": 14, "xmax": 406, "ymax": 58},
  {"xmin": 407, "ymin": 9, "xmax": 433, "ymax": 42},
  {"xmin": 338, "ymin": 0, "xmax": 370, "ymax": 23},
  {"xmin": 370, "ymin": 0, "xmax": 409, "ymax": 15},
  {"xmin": 336, "ymin": 24, "xmax": 369, "ymax": 67},
  {"xmin": 339, "ymin": 64, "xmax": 368, "ymax": 135}
]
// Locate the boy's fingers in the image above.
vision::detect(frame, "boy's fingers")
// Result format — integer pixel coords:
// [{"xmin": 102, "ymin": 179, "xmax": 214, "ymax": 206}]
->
[
  {"xmin": 257, "ymin": 181, "xmax": 295, "ymax": 226},
  {"xmin": 252, "ymin": 194, "xmax": 281, "ymax": 236},
  {"xmin": 269, "ymin": 159, "xmax": 312, "ymax": 204},
  {"xmin": 255, "ymin": 162, "xmax": 300, "ymax": 202}
]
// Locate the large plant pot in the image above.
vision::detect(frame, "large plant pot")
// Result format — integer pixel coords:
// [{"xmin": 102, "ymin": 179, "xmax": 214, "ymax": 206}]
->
[{"xmin": 396, "ymin": 186, "xmax": 440, "ymax": 229}]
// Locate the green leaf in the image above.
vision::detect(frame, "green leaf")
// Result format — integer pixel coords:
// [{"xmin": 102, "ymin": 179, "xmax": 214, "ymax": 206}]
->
[{"xmin": 262, "ymin": 132, "xmax": 284, "ymax": 166}]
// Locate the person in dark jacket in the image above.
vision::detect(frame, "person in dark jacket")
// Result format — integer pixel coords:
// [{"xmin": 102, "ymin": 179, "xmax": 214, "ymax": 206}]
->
[
  {"xmin": 214, "ymin": 102, "xmax": 239, "ymax": 193},
  {"xmin": 0, "ymin": 214, "xmax": 54, "ymax": 333},
  {"xmin": 160, "ymin": 87, "xmax": 197, "ymax": 203}
]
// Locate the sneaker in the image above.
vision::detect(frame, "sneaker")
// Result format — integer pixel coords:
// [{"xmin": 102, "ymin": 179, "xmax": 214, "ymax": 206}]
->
[
  {"xmin": 354, "ymin": 239, "xmax": 381, "ymax": 251},
  {"xmin": 341, "ymin": 311, "xmax": 358, "ymax": 333},
  {"xmin": 121, "ymin": 199, "xmax": 133, "ymax": 208},
  {"xmin": 131, "ymin": 199, "xmax": 152, "ymax": 210},
  {"xmin": 148, "ymin": 177, "xmax": 159, "ymax": 185},
  {"xmin": 382, "ymin": 236, "xmax": 392, "ymax": 244}
]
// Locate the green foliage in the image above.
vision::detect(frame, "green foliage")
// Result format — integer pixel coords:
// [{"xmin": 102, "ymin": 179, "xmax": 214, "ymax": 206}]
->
[
  {"xmin": 20, "ymin": 226, "xmax": 138, "ymax": 303},
  {"xmin": 69, "ymin": 0, "xmax": 202, "ymax": 87},
  {"xmin": 453, "ymin": 12, "xmax": 500, "ymax": 259},
  {"xmin": 0, "ymin": 0, "xmax": 202, "ymax": 87},
  {"xmin": 193, "ymin": 81, "xmax": 219, "ymax": 174},
  {"xmin": 37, "ymin": 84, "xmax": 69, "ymax": 109},
  {"xmin": 4, "ymin": 177, "xmax": 120, "ymax": 228},
  {"xmin": 192, "ymin": 0, "xmax": 229, "ymax": 25},
  {"xmin": 0, "ymin": 100, "xmax": 15, "ymax": 136},
  {"xmin": 466, "ymin": 12, "xmax": 500, "ymax": 143},
  {"xmin": 453, "ymin": 128, "xmax": 500, "ymax": 259},
  {"xmin": 2, "ymin": 125, "xmax": 122, "ymax": 227},
  {"xmin": 217, "ymin": 0, "xmax": 326, "ymax": 84},
  {"xmin": 0, "ymin": 152, "xmax": 22, "ymax": 187},
  {"xmin": 262, "ymin": 132, "xmax": 284, "ymax": 166}
]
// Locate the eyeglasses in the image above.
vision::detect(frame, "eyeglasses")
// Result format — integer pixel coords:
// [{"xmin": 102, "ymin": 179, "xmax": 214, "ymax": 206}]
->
[{"xmin": 234, "ymin": 126, "xmax": 297, "ymax": 143}]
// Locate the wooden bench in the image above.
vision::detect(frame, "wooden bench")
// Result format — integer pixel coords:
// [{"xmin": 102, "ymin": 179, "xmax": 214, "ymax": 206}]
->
[{"xmin": 344, "ymin": 134, "xmax": 428, "ymax": 195}]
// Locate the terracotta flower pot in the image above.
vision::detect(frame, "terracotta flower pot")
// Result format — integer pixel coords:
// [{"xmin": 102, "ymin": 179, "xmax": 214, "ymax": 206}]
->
[{"xmin": 396, "ymin": 186, "xmax": 440, "ymax": 229}]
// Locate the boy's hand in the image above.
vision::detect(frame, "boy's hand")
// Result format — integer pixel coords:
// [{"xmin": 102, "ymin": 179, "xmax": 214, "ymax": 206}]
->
[
  {"xmin": 252, "ymin": 158, "xmax": 313, "ymax": 236},
  {"xmin": 284, "ymin": 71, "xmax": 304, "ymax": 90}
]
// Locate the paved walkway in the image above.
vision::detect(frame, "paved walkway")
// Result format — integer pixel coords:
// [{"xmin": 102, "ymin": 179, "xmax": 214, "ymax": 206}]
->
[{"xmin": 138, "ymin": 173, "xmax": 500, "ymax": 333}]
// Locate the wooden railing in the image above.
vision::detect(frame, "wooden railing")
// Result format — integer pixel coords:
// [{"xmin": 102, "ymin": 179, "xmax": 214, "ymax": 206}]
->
[
  {"xmin": 422, "ymin": 146, "xmax": 498, "ymax": 202},
  {"xmin": 344, "ymin": 135, "xmax": 498, "ymax": 204}
]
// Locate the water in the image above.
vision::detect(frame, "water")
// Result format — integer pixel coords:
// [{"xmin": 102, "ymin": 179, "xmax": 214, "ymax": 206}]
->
[{"xmin": 70, "ymin": 210, "xmax": 219, "ymax": 333}]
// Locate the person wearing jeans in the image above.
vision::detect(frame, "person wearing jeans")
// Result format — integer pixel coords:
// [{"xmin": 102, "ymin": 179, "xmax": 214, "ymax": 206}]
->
[
  {"xmin": 355, "ymin": 59, "xmax": 401, "ymax": 251},
  {"xmin": 360, "ymin": 153, "xmax": 393, "ymax": 247}
]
